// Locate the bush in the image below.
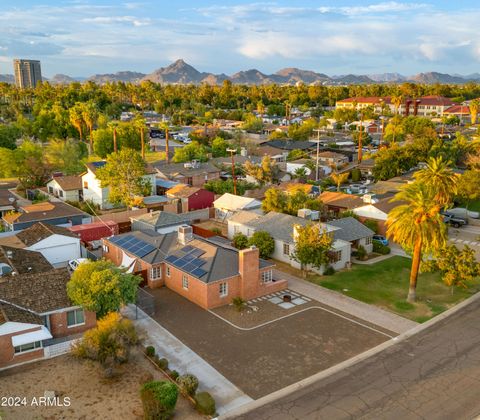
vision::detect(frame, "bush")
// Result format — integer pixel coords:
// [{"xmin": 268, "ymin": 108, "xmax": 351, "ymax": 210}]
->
[
  {"xmin": 177, "ymin": 374, "xmax": 199, "ymax": 396},
  {"xmin": 351, "ymin": 168, "xmax": 361, "ymax": 182},
  {"xmin": 140, "ymin": 381, "xmax": 178, "ymax": 420},
  {"xmin": 156, "ymin": 358, "xmax": 169, "ymax": 371},
  {"xmin": 145, "ymin": 346, "xmax": 155, "ymax": 357},
  {"xmin": 169, "ymin": 370, "xmax": 179, "ymax": 381},
  {"xmin": 323, "ymin": 266, "xmax": 335, "ymax": 276},
  {"xmin": 194, "ymin": 392, "xmax": 216, "ymax": 416},
  {"xmin": 232, "ymin": 297, "xmax": 246, "ymax": 312},
  {"xmin": 356, "ymin": 245, "xmax": 367, "ymax": 261},
  {"xmin": 363, "ymin": 219, "xmax": 378, "ymax": 234},
  {"xmin": 373, "ymin": 241, "xmax": 391, "ymax": 255},
  {"xmin": 211, "ymin": 227, "xmax": 222, "ymax": 235},
  {"xmin": 232, "ymin": 232, "xmax": 249, "ymax": 250},
  {"xmin": 248, "ymin": 231, "xmax": 275, "ymax": 259}
]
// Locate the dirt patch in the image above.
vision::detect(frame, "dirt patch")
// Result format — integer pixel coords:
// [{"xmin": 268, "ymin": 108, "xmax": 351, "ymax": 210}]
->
[
  {"xmin": 193, "ymin": 220, "xmax": 227, "ymax": 236},
  {"xmin": 212, "ymin": 295, "xmax": 319, "ymax": 329},
  {"xmin": 0, "ymin": 348, "xmax": 201, "ymax": 420}
]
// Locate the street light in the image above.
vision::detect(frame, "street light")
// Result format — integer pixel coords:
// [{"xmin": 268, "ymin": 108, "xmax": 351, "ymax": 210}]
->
[{"xmin": 226, "ymin": 148, "xmax": 237, "ymax": 195}]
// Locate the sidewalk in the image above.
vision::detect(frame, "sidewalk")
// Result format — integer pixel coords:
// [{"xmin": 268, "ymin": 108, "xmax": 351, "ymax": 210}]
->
[
  {"xmin": 274, "ymin": 270, "xmax": 417, "ymax": 334},
  {"xmin": 122, "ymin": 305, "xmax": 253, "ymax": 415}
]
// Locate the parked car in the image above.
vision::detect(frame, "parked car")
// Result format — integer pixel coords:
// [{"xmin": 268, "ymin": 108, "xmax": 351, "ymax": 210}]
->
[
  {"xmin": 68, "ymin": 258, "xmax": 89, "ymax": 271},
  {"xmin": 442, "ymin": 212, "xmax": 468, "ymax": 228},
  {"xmin": 448, "ymin": 207, "xmax": 479, "ymax": 219},
  {"xmin": 373, "ymin": 235, "xmax": 389, "ymax": 246}
]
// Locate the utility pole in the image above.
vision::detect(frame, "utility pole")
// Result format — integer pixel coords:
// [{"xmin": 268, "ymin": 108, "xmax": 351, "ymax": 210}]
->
[
  {"xmin": 357, "ymin": 113, "xmax": 363, "ymax": 163},
  {"xmin": 227, "ymin": 148, "xmax": 237, "ymax": 195},
  {"xmin": 313, "ymin": 128, "xmax": 321, "ymax": 181}
]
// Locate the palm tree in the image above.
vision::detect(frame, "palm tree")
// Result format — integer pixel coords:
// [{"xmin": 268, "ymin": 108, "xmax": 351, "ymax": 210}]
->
[
  {"xmin": 108, "ymin": 121, "xmax": 119, "ymax": 153},
  {"xmin": 134, "ymin": 113, "xmax": 147, "ymax": 159},
  {"xmin": 82, "ymin": 101, "xmax": 98, "ymax": 154},
  {"xmin": 158, "ymin": 122, "xmax": 170, "ymax": 164},
  {"xmin": 330, "ymin": 171, "xmax": 349, "ymax": 192},
  {"xmin": 294, "ymin": 167, "xmax": 308, "ymax": 181},
  {"xmin": 413, "ymin": 156, "xmax": 459, "ymax": 208},
  {"xmin": 391, "ymin": 95, "xmax": 403, "ymax": 115},
  {"xmin": 469, "ymin": 99, "xmax": 479, "ymax": 125},
  {"xmin": 387, "ymin": 182, "xmax": 447, "ymax": 302},
  {"xmin": 69, "ymin": 103, "xmax": 84, "ymax": 141}
]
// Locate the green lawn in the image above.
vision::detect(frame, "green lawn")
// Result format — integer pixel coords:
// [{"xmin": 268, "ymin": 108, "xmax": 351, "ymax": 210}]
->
[
  {"xmin": 308, "ymin": 256, "xmax": 480, "ymax": 323},
  {"xmin": 458, "ymin": 199, "xmax": 480, "ymax": 213}
]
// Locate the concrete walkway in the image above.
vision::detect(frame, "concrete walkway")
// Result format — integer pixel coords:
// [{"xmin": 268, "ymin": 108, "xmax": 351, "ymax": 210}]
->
[
  {"xmin": 274, "ymin": 270, "xmax": 417, "ymax": 334},
  {"xmin": 352, "ymin": 253, "xmax": 394, "ymax": 265},
  {"xmin": 122, "ymin": 305, "xmax": 253, "ymax": 415}
]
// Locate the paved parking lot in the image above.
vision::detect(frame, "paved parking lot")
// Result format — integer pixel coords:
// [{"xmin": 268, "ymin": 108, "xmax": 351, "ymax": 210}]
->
[{"xmin": 150, "ymin": 288, "xmax": 393, "ymax": 399}]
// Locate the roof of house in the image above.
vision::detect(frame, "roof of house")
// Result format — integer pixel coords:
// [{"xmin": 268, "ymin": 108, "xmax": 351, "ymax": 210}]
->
[
  {"xmin": 166, "ymin": 184, "xmax": 202, "ymax": 199},
  {"xmin": 444, "ymin": 105, "xmax": 471, "ymax": 115},
  {"xmin": 337, "ymin": 97, "xmax": 387, "ymax": 104},
  {"xmin": 155, "ymin": 179, "xmax": 180, "ymax": 189},
  {"xmin": 154, "ymin": 161, "xmax": 221, "ymax": 178},
  {"xmin": 371, "ymin": 197, "xmax": 404, "ymax": 214},
  {"xmin": 131, "ymin": 211, "xmax": 187, "ymax": 230},
  {"xmin": 3, "ymin": 201, "xmax": 88, "ymax": 225},
  {"xmin": 213, "ymin": 193, "xmax": 261, "ymax": 211},
  {"xmin": 318, "ymin": 151, "xmax": 348, "ymax": 159},
  {"xmin": 261, "ymin": 140, "xmax": 315, "ymax": 151},
  {"xmin": 0, "ymin": 268, "xmax": 73, "ymax": 314},
  {"xmin": 0, "ymin": 245, "xmax": 53, "ymax": 274},
  {"xmin": 319, "ymin": 191, "xmax": 365, "ymax": 209},
  {"xmin": 327, "ymin": 217, "xmax": 375, "ymax": 242},
  {"xmin": 0, "ymin": 189, "xmax": 17, "ymax": 207},
  {"xmin": 228, "ymin": 210, "xmax": 261, "ymax": 225},
  {"xmin": 0, "ymin": 301, "xmax": 43, "ymax": 325},
  {"xmin": 16, "ymin": 222, "xmax": 79, "ymax": 246},
  {"xmin": 49, "ymin": 175, "xmax": 82, "ymax": 191}
]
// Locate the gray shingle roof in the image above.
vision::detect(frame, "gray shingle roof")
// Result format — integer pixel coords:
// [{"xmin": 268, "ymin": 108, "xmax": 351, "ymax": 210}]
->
[
  {"xmin": 327, "ymin": 217, "xmax": 375, "ymax": 242},
  {"xmin": 131, "ymin": 211, "xmax": 187, "ymax": 229},
  {"xmin": 246, "ymin": 212, "xmax": 310, "ymax": 244}
]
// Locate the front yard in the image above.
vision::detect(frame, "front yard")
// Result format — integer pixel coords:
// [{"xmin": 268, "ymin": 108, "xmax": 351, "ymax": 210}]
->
[{"xmin": 308, "ymin": 256, "xmax": 480, "ymax": 323}]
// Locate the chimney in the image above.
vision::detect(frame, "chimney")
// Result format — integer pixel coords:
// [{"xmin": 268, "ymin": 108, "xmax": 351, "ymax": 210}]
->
[
  {"xmin": 6, "ymin": 250, "xmax": 13, "ymax": 259},
  {"xmin": 238, "ymin": 246, "xmax": 260, "ymax": 300},
  {"xmin": 178, "ymin": 225, "xmax": 193, "ymax": 245},
  {"xmin": 362, "ymin": 194, "xmax": 372, "ymax": 204}
]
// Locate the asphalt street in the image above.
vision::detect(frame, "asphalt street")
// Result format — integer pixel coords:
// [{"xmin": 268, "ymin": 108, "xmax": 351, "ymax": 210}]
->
[{"xmin": 230, "ymin": 295, "xmax": 480, "ymax": 420}]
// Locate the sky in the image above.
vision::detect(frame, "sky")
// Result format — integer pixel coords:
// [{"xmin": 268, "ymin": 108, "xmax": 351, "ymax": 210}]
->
[{"xmin": 1, "ymin": 0, "xmax": 479, "ymax": 78}]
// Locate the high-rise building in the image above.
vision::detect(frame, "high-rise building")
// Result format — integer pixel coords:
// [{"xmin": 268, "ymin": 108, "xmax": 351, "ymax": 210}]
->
[{"xmin": 13, "ymin": 59, "xmax": 42, "ymax": 88}]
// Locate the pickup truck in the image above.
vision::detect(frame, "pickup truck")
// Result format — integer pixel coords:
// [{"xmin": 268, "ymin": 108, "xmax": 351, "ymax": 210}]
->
[{"xmin": 442, "ymin": 212, "xmax": 468, "ymax": 228}]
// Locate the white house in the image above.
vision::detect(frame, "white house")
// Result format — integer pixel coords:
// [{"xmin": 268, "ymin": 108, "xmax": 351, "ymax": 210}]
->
[
  {"xmin": 213, "ymin": 193, "xmax": 262, "ymax": 220},
  {"xmin": 227, "ymin": 211, "xmax": 352, "ymax": 274},
  {"xmin": 15, "ymin": 222, "xmax": 81, "ymax": 267},
  {"xmin": 82, "ymin": 161, "xmax": 157, "ymax": 210},
  {"xmin": 46, "ymin": 176, "xmax": 83, "ymax": 202}
]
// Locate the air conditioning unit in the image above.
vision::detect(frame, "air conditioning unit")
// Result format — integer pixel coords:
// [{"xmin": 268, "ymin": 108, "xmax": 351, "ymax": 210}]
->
[{"xmin": 297, "ymin": 208, "xmax": 312, "ymax": 219}]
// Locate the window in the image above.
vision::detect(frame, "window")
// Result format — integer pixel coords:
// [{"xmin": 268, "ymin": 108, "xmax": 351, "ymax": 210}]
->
[
  {"xmin": 166, "ymin": 266, "xmax": 171, "ymax": 277},
  {"xmin": 234, "ymin": 225, "xmax": 240, "ymax": 234},
  {"xmin": 83, "ymin": 181, "xmax": 88, "ymax": 189},
  {"xmin": 182, "ymin": 275, "xmax": 189, "ymax": 290},
  {"xmin": 102, "ymin": 244, "xmax": 109, "ymax": 253},
  {"xmin": 150, "ymin": 266, "xmax": 162, "ymax": 280},
  {"xmin": 14, "ymin": 341, "xmax": 42, "ymax": 354},
  {"xmin": 261, "ymin": 270, "xmax": 273, "ymax": 283},
  {"xmin": 59, "ymin": 190, "xmax": 64, "ymax": 198},
  {"xmin": 67, "ymin": 309, "xmax": 85, "ymax": 327},
  {"xmin": 283, "ymin": 243, "xmax": 290, "ymax": 255},
  {"xmin": 365, "ymin": 236, "xmax": 373, "ymax": 245},
  {"xmin": 331, "ymin": 250, "xmax": 342, "ymax": 263},
  {"xmin": 48, "ymin": 186, "xmax": 53, "ymax": 194},
  {"xmin": 219, "ymin": 282, "xmax": 228, "ymax": 297}
]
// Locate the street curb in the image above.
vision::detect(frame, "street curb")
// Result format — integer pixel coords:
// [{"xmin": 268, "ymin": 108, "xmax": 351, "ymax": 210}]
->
[{"xmin": 218, "ymin": 291, "xmax": 480, "ymax": 419}]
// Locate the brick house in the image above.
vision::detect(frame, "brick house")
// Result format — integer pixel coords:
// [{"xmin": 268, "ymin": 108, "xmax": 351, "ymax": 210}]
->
[
  {"xmin": 102, "ymin": 226, "xmax": 287, "ymax": 309},
  {"xmin": 0, "ymin": 254, "xmax": 96, "ymax": 369}
]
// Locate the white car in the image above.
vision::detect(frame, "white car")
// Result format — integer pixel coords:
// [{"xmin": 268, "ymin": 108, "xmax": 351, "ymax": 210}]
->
[
  {"xmin": 448, "ymin": 207, "xmax": 479, "ymax": 219},
  {"xmin": 68, "ymin": 258, "xmax": 89, "ymax": 271}
]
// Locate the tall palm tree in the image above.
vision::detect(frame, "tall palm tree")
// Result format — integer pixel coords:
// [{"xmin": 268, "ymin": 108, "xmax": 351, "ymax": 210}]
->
[
  {"xmin": 159, "ymin": 122, "xmax": 170, "ymax": 163},
  {"xmin": 82, "ymin": 101, "xmax": 98, "ymax": 154},
  {"xmin": 387, "ymin": 182, "xmax": 447, "ymax": 302},
  {"xmin": 469, "ymin": 99, "xmax": 479, "ymax": 125},
  {"xmin": 108, "ymin": 121, "xmax": 119, "ymax": 153},
  {"xmin": 134, "ymin": 113, "xmax": 147, "ymax": 159},
  {"xmin": 391, "ymin": 95, "xmax": 403, "ymax": 115},
  {"xmin": 69, "ymin": 103, "xmax": 84, "ymax": 141},
  {"xmin": 413, "ymin": 156, "xmax": 459, "ymax": 208},
  {"xmin": 330, "ymin": 171, "xmax": 349, "ymax": 192}
]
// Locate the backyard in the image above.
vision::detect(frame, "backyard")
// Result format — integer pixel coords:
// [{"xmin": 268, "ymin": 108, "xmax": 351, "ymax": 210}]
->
[{"xmin": 308, "ymin": 256, "xmax": 480, "ymax": 323}]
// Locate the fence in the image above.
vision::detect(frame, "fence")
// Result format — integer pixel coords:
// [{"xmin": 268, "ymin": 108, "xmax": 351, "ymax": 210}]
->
[
  {"xmin": 135, "ymin": 287, "xmax": 155, "ymax": 319},
  {"xmin": 44, "ymin": 338, "xmax": 79, "ymax": 359}
]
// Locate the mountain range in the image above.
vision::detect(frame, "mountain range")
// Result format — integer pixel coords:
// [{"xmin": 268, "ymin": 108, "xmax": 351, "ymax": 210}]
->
[{"xmin": 2, "ymin": 59, "xmax": 480, "ymax": 86}]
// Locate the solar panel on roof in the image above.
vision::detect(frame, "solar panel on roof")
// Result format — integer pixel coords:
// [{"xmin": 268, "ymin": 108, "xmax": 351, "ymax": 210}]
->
[
  {"xmin": 191, "ymin": 268, "xmax": 207, "ymax": 278},
  {"xmin": 175, "ymin": 259, "xmax": 189, "ymax": 268},
  {"xmin": 165, "ymin": 255, "xmax": 178, "ymax": 263},
  {"xmin": 191, "ymin": 259, "xmax": 204, "ymax": 268},
  {"xmin": 181, "ymin": 245, "xmax": 194, "ymax": 253},
  {"xmin": 183, "ymin": 263, "xmax": 197, "ymax": 273},
  {"xmin": 190, "ymin": 249, "xmax": 205, "ymax": 258},
  {"xmin": 183, "ymin": 253, "xmax": 195, "ymax": 262}
]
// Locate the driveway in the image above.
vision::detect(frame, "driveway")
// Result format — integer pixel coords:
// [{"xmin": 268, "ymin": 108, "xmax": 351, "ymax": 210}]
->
[{"xmin": 149, "ymin": 288, "xmax": 392, "ymax": 399}]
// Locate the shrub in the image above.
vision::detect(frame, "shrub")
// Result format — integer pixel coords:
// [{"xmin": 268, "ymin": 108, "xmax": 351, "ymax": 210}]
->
[
  {"xmin": 145, "ymin": 346, "xmax": 155, "ymax": 357},
  {"xmin": 156, "ymin": 358, "xmax": 169, "ymax": 371},
  {"xmin": 169, "ymin": 370, "xmax": 179, "ymax": 381},
  {"xmin": 363, "ymin": 219, "xmax": 378, "ymax": 234},
  {"xmin": 373, "ymin": 241, "xmax": 391, "ymax": 255},
  {"xmin": 323, "ymin": 266, "xmax": 335, "ymax": 276},
  {"xmin": 232, "ymin": 232, "xmax": 249, "ymax": 250},
  {"xmin": 211, "ymin": 227, "xmax": 222, "ymax": 235},
  {"xmin": 194, "ymin": 392, "xmax": 216, "ymax": 415},
  {"xmin": 247, "ymin": 231, "xmax": 275, "ymax": 259},
  {"xmin": 232, "ymin": 297, "xmax": 246, "ymax": 312},
  {"xmin": 140, "ymin": 381, "xmax": 178, "ymax": 420},
  {"xmin": 177, "ymin": 374, "xmax": 199, "ymax": 396},
  {"xmin": 351, "ymin": 168, "xmax": 361, "ymax": 182},
  {"xmin": 356, "ymin": 245, "xmax": 367, "ymax": 261}
]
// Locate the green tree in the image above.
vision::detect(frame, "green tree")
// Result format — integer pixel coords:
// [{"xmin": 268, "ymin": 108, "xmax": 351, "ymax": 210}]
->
[
  {"xmin": 330, "ymin": 171, "xmax": 349, "ymax": 192},
  {"xmin": 244, "ymin": 156, "xmax": 278, "ymax": 184},
  {"xmin": 456, "ymin": 170, "xmax": 480, "ymax": 206},
  {"xmin": 82, "ymin": 101, "xmax": 98, "ymax": 153},
  {"xmin": 292, "ymin": 223, "xmax": 333, "ymax": 277},
  {"xmin": 67, "ymin": 259, "xmax": 141, "ymax": 318},
  {"xmin": 242, "ymin": 114, "xmax": 264, "ymax": 132},
  {"xmin": 387, "ymin": 182, "xmax": 447, "ymax": 302},
  {"xmin": 96, "ymin": 149, "xmax": 152, "ymax": 208},
  {"xmin": 92, "ymin": 127, "xmax": 114, "ymax": 158},
  {"xmin": 469, "ymin": 99, "xmax": 479, "ymax": 125},
  {"xmin": 69, "ymin": 103, "xmax": 85, "ymax": 141},
  {"xmin": 211, "ymin": 136, "xmax": 228, "ymax": 157},
  {"xmin": 0, "ymin": 124, "xmax": 20, "ymax": 149},
  {"xmin": 45, "ymin": 138, "xmax": 87, "ymax": 175},
  {"xmin": 248, "ymin": 231, "xmax": 274, "ymax": 259},
  {"xmin": 172, "ymin": 141, "xmax": 208, "ymax": 163},
  {"xmin": 262, "ymin": 188, "xmax": 288, "ymax": 213},
  {"xmin": 133, "ymin": 113, "xmax": 147, "ymax": 159},
  {"xmin": 232, "ymin": 232, "xmax": 249, "ymax": 250}
]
